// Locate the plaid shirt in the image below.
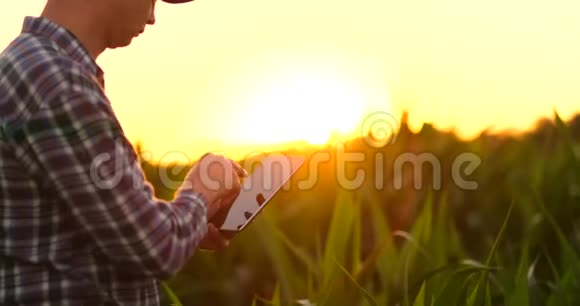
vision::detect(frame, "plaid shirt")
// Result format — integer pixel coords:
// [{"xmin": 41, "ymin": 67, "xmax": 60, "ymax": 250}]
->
[{"xmin": 0, "ymin": 17, "xmax": 208, "ymax": 305}]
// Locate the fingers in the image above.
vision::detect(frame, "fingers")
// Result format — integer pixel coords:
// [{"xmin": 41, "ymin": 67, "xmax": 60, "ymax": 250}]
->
[
  {"xmin": 200, "ymin": 153, "xmax": 247, "ymax": 177},
  {"xmin": 206, "ymin": 198, "xmax": 222, "ymax": 220},
  {"xmin": 189, "ymin": 153, "xmax": 245, "ymax": 213},
  {"xmin": 206, "ymin": 183, "xmax": 240, "ymax": 223},
  {"xmin": 199, "ymin": 223, "xmax": 230, "ymax": 251},
  {"xmin": 230, "ymin": 160, "xmax": 249, "ymax": 178},
  {"xmin": 198, "ymin": 152, "xmax": 212, "ymax": 161},
  {"xmin": 218, "ymin": 185, "xmax": 241, "ymax": 211},
  {"xmin": 219, "ymin": 158, "xmax": 243, "ymax": 205},
  {"xmin": 210, "ymin": 223, "xmax": 229, "ymax": 249}
]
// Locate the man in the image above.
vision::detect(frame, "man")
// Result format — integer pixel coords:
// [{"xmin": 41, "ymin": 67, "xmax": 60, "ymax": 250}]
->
[{"xmin": 0, "ymin": 0, "xmax": 246, "ymax": 305}]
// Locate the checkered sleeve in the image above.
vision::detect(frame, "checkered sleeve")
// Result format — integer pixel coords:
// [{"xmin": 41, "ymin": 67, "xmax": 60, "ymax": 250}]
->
[{"xmin": 11, "ymin": 83, "xmax": 208, "ymax": 280}]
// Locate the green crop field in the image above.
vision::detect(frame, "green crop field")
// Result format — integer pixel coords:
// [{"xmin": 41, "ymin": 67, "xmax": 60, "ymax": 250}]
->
[{"xmin": 139, "ymin": 113, "xmax": 580, "ymax": 306}]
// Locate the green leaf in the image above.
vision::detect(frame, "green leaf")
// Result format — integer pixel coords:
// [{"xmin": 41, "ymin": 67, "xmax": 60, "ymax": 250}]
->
[
  {"xmin": 485, "ymin": 203, "xmax": 514, "ymax": 266},
  {"xmin": 467, "ymin": 202, "xmax": 514, "ymax": 306},
  {"xmin": 335, "ymin": 258, "xmax": 379, "ymax": 306},
  {"xmin": 271, "ymin": 284, "xmax": 282, "ymax": 306},
  {"xmin": 434, "ymin": 269, "xmax": 479, "ymax": 306},
  {"xmin": 533, "ymin": 189, "xmax": 579, "ymax": 268},
  {"xmin": 394, "ymin": 230, "xmax": 432, "ymax": 265},
  {"xmin": 258, "ymin": 214, "xmax": 301, "ymax": 301},
  {"xmin": 505, "ymin": 241, "xmax": 530, "ymax": 306},
  {"xmin": 413, "ymin": 282, "xmax": 427, "ymax": 306},
  {"xmin": 547, "ymin": 266, "xmax": 580, "ymax": 306},
  {"xmin": 272, "ymin": 225, "xmax": 318, "ymax": 275},
  {"xmin": 321, "ymin": 190, "xmax": 356, "ymax": 290},
  {"xmin": 366, "ymin": 190, "xmax": 395, "ymax": 299},
  {"xmin": 354, "ymin": 235, "xmax": 396, "ymax": 283},
  {"xmin": 161, "ymin": 282, "xmax": 183, "ymax": 306},
  {"xmin": 484, "ymin": 283, "xmax": 492, "ymax": 306}
]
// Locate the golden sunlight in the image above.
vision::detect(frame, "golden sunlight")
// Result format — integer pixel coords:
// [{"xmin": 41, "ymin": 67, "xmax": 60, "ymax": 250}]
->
[{"xmin": 235, "ymin": 69, "xmax": 368, "ymax": 145}]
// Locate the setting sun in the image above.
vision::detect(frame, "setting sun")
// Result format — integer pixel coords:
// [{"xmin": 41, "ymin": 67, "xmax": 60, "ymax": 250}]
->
[{"xmin": 235, "ymin": 68, "xmax": 369, "ymax": 145}]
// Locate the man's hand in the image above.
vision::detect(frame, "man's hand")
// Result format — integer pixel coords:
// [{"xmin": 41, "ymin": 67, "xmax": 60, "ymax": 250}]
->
[
  {"xmin": 181, "ymin": 153, "xmax": 247, "ymax": 207},
  {"xmin": 179, "ymin": 153, "xmax": 248, "ymax": 250},
  {"xmin": 198, "ymin": 223, "xmax": 231, "ymax": 251}
]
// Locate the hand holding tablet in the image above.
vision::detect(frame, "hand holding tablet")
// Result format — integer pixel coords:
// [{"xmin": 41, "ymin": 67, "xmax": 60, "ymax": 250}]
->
[{"xmin": 210, "ymin": 155, "xmax": 305, "ymax": 234}]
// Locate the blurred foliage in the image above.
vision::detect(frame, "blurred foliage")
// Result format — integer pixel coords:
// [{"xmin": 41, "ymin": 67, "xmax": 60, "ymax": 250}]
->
[{"xmin": 138, "ymin": 112, "xmax": 580, "ymax": 306}]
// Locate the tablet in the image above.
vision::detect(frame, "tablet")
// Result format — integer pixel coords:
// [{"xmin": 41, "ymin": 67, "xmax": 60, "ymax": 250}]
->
[{"xmin": 215, "ymin": 155, "xmax": 305, "ymax": 233}]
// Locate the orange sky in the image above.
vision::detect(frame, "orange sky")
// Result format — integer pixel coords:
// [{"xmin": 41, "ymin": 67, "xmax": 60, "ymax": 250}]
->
[{"xmin": 2, "ymin": 0, "xmax": 580, "ymax": 162}]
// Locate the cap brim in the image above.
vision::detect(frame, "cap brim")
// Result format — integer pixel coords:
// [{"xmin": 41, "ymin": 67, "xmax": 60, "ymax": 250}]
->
[{"xmin": 161, "ymin": 0, "xmax": 193, "ymax": 3}]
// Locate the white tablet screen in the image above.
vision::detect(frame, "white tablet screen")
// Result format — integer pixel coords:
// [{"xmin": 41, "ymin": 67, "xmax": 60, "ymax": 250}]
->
[{"xmin": 220, "ymin": 155, "xmax": 304, "ymax": 231}]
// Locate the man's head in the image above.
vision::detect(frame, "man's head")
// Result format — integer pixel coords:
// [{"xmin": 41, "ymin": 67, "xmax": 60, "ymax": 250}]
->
[
  {"xmin": 98, "ymin": 0, "xmax": 193, "ymax": 49},
  {"xmin": 42, "ymin": 0, "xmax": 193, "ymax": 56}
]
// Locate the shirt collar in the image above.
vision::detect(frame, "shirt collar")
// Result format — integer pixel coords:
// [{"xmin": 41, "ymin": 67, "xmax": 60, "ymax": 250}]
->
[{"xmin": 21, "ymin": 16, "xmax": 105, "ymax": 87}]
